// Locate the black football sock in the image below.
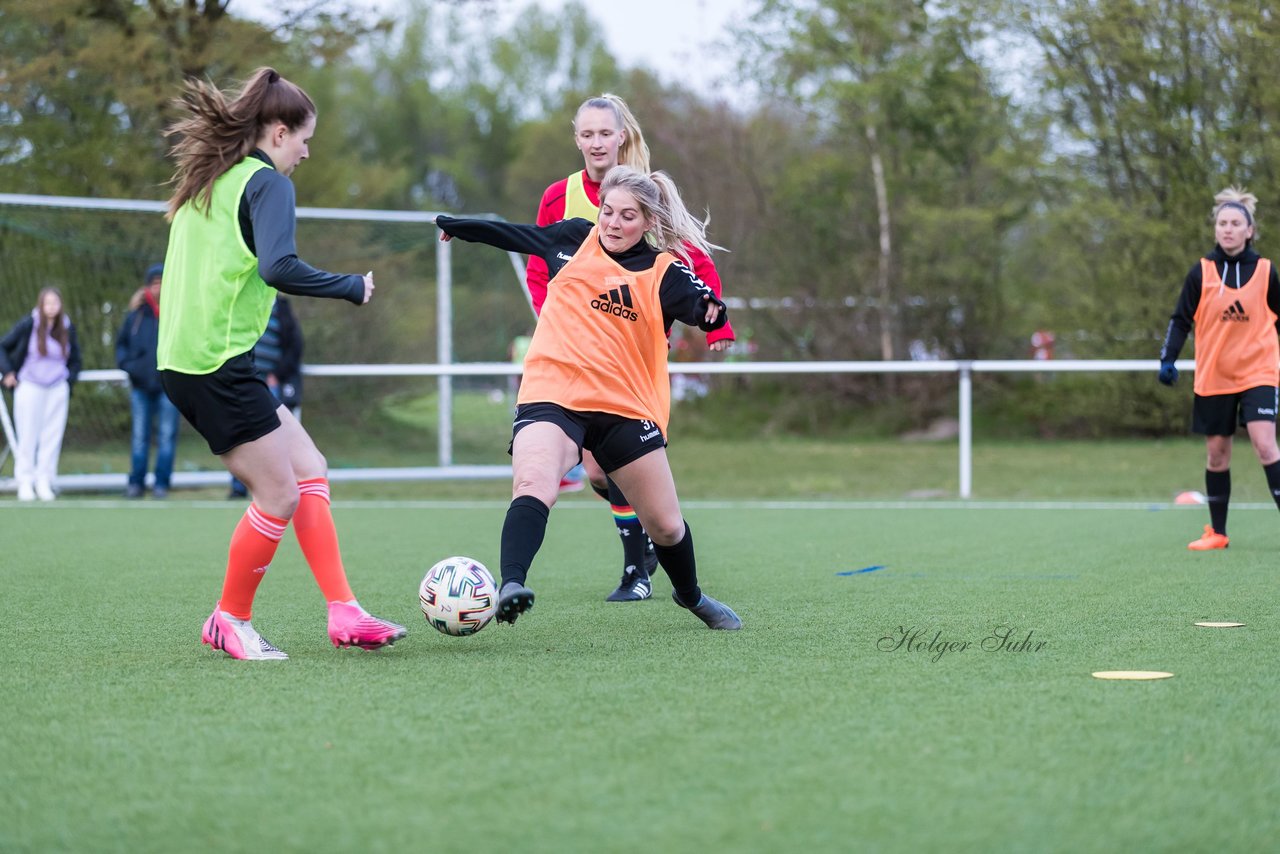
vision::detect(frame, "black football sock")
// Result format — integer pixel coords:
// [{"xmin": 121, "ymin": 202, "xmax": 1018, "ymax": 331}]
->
[
  {"xmin": 499, "ymin": 495, "xmax": 549, "ymax": 587},
  {"xmin": 606, "ymin": 477, "xmax": 648, "ymax": 574},
  {"xmin": 591, "ymin": 481, "xmax": 610, "ymax": 502},
  {"xmin": 1206, "ymin": 468, "xmax": 1230, "ymax": 534},
  {"xmin": 1263, "ymin": 461, "xmax": 1280, "ymax": 512},
  {"xmin": 652, "ymin": 521, "xmax": 701, "ymax": 606}
]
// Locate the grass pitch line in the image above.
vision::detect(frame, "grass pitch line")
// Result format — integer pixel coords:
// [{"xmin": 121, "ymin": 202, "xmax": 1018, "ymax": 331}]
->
[
  {"xmin": 319, "ymin": 498, "xmax": 1280, "ymax": 512},
  {"xmin": 1193, "ymin": 621, "xmax": 1245, "ymax": 628},
  {"xmin": 1092, "ymin": 671, "xmax": 1175, "ymax": 681},
  {"xmin": 7, "ymin": 498, "xmax": 1280, "ymax": 512},
  {"xmin": 673, "ymin": 499, "xmax": 1280, "ymax": 512}
]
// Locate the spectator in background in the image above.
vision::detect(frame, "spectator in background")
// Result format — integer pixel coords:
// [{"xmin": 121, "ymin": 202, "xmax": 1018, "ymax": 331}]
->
[
  {"xmin": 1030, "ymin": 329, "xmax": 1055, "ymax": 361},
  {"xmin": 116, "ymin": 263, "xmax": 180, "ymax": 499},
  {"xmin": 230, "ymin": 296, "xmax": 303, "ymax": 498},
  {"xmin": 0, "ymin": 286, "xmax": 81, "ymax": 501}
]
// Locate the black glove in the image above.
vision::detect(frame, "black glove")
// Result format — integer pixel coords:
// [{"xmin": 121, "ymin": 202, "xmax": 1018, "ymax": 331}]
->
[{"xmin": 1158, "ymin": 361, "xmax": 1179, "ymax": 386}]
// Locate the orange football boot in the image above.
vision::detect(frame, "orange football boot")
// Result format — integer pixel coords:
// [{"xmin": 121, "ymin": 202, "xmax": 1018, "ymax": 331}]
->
[{"xmin": 1187, "ymin": 524, "xmax": 1229, "ymax": 551}]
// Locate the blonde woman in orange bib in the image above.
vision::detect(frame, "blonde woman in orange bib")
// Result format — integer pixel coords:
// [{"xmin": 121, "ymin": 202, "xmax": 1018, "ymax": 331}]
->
[
  {"xmin": 437, "ymin": 166, "xmax": 741, "ymax": 630},
  {"xmin": 1159, "ymin": 186, "xmax": 1280, "ymax": 550},
  {"xmin": 529, "ymin": 94, "xmax": 735, "ymax": 603}
]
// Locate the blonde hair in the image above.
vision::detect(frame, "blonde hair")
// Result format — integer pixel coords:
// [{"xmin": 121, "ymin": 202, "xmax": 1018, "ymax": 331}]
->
[
  {"xmin": 575, "ymin": 94, "xmax": 651, "ymax": 173},
  {"xmin": 599, "ymin": 166, "xmax": 725, "ymax": 265},
  {"xmin": 1212, "ymin": 186, "xmax": 1258, "ymax": 234}
]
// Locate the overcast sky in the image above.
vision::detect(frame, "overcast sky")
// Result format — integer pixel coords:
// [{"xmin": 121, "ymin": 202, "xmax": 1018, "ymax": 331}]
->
[
  {"xmin": 239, "ymin": 0, "xmax": 757, "ymax": 100},
  {"xmin": 545, "ymin": 0, "xmax": 754, "ymax": 97}
]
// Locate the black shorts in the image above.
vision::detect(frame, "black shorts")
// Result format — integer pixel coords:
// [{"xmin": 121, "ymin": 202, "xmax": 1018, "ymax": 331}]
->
[
  {"xmin": 1191, "ymin": 385, "xmax": 1279, "ymax": 435},
  {"xmin": 161, "ymin": 352, "xmax": 281, "ymax": 455},
  {"xmin": 511, "ymin": 402, "xmax": 667, "ymax": 473}
]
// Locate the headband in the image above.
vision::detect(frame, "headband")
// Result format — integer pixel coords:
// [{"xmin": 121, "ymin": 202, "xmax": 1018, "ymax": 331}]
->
[{"xmin": 1218, "ymin": 201, "xmax": 1253, "ymax": 226}]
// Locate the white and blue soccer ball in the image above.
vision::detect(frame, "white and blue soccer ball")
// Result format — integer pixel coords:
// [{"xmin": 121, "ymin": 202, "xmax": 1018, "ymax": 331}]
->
[{"xmin": 419, "ymin": 556, "xmax": 498, "ymax": 636}]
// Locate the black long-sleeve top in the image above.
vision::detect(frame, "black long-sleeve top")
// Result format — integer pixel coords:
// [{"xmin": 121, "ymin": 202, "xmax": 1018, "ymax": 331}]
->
[
  {"xmin": 237, "ymin": 150, "xmax": 364, "ymax": 303},
  {"xmin": 1160, "ymin": 244, "xmax": 1280, "ymax": 362},
  {"xmin": 435, "ymin": 215, "xmax": 727, "ymax": 334}
]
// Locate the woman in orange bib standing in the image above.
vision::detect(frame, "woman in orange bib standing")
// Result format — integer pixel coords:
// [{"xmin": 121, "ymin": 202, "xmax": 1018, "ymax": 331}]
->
[
  {"xmin": 437, "ymin": 166, "xmax": 741, "ymax": 630},
  {"xmin": 1159, "ymin": 186, "xmax": 1280, "ymax": 550}
]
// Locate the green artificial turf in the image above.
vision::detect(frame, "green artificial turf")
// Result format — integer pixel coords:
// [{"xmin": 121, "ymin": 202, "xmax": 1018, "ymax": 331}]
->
[{"xmin": 1, "ymin": 500, "xmax": 1276, "ymax": 852}]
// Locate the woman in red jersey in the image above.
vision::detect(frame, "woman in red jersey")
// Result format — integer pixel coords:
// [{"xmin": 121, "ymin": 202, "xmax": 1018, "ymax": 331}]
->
[
  {"xmin": 439, "ymin": 166, "xmax": 742, "ymax": 631},
  {"xmin": 1159, "ymin": 186, "xmax": 1280, "ymax": 550},
  {"xmin": 528, "ymin": 94, "xmax": 735, "ymax": 603}
]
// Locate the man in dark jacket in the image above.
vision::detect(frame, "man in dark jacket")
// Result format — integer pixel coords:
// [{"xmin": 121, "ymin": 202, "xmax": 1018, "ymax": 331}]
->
[{"xmin": 115, "ymin": 264, "xmax": 180, "ymax": 498}]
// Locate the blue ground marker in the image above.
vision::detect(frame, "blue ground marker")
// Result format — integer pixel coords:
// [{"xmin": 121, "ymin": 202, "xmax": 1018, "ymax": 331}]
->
[{"xmin": 836, "ymin": 565, "xmax": 886, "ymax": 576}]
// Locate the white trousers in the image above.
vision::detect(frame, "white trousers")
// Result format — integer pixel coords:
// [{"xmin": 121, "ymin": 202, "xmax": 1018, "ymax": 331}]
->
[{"xmin": 13, "ymin": 380, "xmax": 69, "ymax": 488}]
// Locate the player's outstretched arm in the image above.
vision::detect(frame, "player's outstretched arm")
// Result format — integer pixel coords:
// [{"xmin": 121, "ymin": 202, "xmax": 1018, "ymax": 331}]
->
[
  {"xmin": 658, "ymin": 263, "xmax": 728, "ymax": 332},
  {"xmin": 684, "ymin": 243, "xmax": 735, "ymax": 349},
  {"xmin": 435, "ymin": 216, "xmax": 593, "ymax": 270}
]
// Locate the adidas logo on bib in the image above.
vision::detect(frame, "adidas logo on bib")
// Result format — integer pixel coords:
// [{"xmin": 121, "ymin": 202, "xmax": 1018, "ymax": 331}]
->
[
  {"xmin": 1221, "ymin": 299, "xmax": 1249, "ymax": 322},
  {"xmin": 590, "ymin": 283, "xmax": 639, "ymax": 321}
]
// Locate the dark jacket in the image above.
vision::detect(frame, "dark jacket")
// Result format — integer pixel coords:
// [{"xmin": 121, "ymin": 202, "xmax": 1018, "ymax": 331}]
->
[
  {"xmin": 115, "ymin": 300, "xmax": 162, "ymax": 392},
  {"xmin": 0, "ymin": 314, "xmax": 82, "ymax": 390},
  {"xmin": 253, "ymin": 297, "xmax": 304, "ymax": 407}
]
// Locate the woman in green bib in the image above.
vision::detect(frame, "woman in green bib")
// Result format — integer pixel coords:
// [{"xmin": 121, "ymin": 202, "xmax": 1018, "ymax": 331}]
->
[{"xmin": 159, "ymin": 67, "xmax": 405, "ymax": 660}]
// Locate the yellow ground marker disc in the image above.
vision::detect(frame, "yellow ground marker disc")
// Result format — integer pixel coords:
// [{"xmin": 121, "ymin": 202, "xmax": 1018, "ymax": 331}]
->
[
  {"xmin": 1193, "ymin": 621, "xmax": 1245, "ymax": 628},
  {"xmin": 1091, "ymin": 671, "xmax": 1174, "ymax": 681}
]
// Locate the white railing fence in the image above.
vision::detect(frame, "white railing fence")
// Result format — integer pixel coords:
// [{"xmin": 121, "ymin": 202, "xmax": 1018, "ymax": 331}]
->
[
  {"xmin": 0, "ymin": 193, "xmax": 1179, "ymax": 499},
  {"xmin": 2, "ymin": 358, "xmax": 1178, "ymax": 497}
]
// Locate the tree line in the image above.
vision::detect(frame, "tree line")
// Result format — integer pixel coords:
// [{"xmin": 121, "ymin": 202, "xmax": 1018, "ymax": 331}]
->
[{"xmin": 4, "ymin": 0, "xmax": 1277, "ymax": 436}]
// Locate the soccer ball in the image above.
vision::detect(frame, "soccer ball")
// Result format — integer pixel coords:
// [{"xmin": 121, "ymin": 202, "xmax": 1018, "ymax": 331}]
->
[{"xmin": 418, "ymin": 556, "xmax": 498, "ymax": 636}]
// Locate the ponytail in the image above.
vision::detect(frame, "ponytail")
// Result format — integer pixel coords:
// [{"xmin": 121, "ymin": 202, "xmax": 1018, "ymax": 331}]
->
[
  {"xmin": 165, "ymin": 67, "xmax": 316, "ymax": 220},
  {"xmin": 601, "ymin": 94, "xmax": 651, "ymax": 174},
  {"xmin": 599, "ymin": 166, "xmax": 725, "ymax": 265}
]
